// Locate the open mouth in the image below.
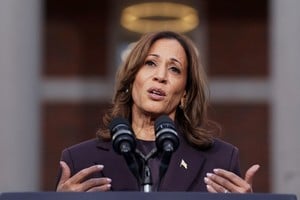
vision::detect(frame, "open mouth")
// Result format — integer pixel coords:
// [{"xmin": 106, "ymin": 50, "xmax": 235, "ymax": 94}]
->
[{"xmin": 148, "ymin": 88, "xmax": 166, "ymax": 96}]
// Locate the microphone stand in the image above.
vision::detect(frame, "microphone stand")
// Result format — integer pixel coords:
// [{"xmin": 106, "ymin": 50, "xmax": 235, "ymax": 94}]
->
[
  {"xmin": 135, "ymin": 148, "xmax": 157, "ymax": 192},
  {"xmin": 142, "ymin": 164, "xmax": 152, "ymax": 192},
  {"xmin": 121, "ymin": 150, "xmax": 141, "ymax": 186}
]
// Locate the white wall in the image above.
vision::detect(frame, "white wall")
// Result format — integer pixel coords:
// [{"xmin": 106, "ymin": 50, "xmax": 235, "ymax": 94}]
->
[
  {"xmin": 0, "ymin": 0, "xmax": 42, "ymax": 191},
  {"xmin": 270, "ymin": 0, "xmax": 300, "ymax": 198}
]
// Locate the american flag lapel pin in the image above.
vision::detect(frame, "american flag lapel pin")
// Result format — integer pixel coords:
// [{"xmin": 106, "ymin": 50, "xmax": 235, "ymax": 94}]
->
[{"xmin": 180, "ymin": 159, "xmax": 188, "ymax": 169}]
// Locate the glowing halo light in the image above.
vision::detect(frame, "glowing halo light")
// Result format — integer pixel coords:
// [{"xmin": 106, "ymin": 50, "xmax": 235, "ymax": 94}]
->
[{"xmin": 120, "ymin": 2, "xmax": 199, "ymax": 34}]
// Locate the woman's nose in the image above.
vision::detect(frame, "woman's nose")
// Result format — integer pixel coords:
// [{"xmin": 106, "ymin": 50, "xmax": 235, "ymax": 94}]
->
[{"xmin": 153, "ymin": 66, "xmax": 167, "ymax": 83}]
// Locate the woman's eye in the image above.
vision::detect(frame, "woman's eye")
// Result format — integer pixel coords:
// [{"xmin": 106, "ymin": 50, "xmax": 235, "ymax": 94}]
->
[
  {"xmin": 145, "ymin": 60, "xmax": 156, "ymax": 67},
  {"xmin": 170, "ymin": 66, "xmax": 181, "ymax": 74}
]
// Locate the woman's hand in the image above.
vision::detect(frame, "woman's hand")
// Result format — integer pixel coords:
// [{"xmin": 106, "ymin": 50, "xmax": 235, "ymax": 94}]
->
[
  {"xmin": 204, "ymin": 164, "xmax": 260, "ymax": 193},
  {"xmin": 56, "ymin": 161, "xmax": 112, "ymax": 192}
]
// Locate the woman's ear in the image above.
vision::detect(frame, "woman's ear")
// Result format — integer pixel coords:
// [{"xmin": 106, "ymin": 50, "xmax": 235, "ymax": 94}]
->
[
  {"xmin": 182, "ymin": 90, "xmax": 187, "ymax": 100},
  {"xmin": 180, "ymin": 91, "xmax": 187, "ymax": 109}
]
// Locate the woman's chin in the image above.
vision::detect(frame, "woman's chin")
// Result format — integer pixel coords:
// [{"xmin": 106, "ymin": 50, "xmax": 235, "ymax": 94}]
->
[{"xmin": 141, "ymin": 109, "xmax": 173, "ymax": 118}]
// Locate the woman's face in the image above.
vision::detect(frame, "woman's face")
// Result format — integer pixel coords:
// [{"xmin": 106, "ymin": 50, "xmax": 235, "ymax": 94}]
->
[{"xmin": 131, "ymin": 38, "xmax": 188, "ymax": 119}]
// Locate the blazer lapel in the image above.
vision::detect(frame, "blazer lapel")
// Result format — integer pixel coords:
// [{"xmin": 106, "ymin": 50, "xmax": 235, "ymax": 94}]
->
[
  {"xmin": 159, "ymin": 137, "xmax": 206, "ymax": 191},
  {"xmin": 96, "ymin": 140, "xmax": 139, "ymax": 191}
]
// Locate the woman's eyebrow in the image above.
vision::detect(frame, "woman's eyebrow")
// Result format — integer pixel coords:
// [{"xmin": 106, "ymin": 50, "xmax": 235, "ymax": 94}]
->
[
  {"xmin": 147, "ymin": 53, "xmax": 159, "ymax": 58},
  {"xmin": 170, "ymin": 57, "xmax": 183, "ymax": 66},
  {"xmin": 147, "ymin": 54, "xmax": 183, "ymax": 67}
]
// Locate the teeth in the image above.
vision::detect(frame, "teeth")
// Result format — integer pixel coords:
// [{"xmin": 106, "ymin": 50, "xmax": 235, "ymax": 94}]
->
[{"xmin": 152, "ymin": 90, "xmax": 161, "ymax": 95}]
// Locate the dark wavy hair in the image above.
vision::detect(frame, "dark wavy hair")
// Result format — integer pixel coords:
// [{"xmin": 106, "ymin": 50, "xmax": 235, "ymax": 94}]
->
[{"xmin": 97, "ymin": 31, "xmax": 216, "ymax": 149}]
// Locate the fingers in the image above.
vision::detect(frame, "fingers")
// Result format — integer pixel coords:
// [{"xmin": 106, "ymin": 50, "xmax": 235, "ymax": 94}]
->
[
  {"xmin": 244, "ymin": 164, "xmax": 260, "ymax": 186},
  {"xmin": 205, "ymin": 165, "xmax": 260, "ymax": 193},
  {"xmin": 204, "ymin": 172, "xmax": 236, "ymax": 193},
  {"xmin": 57, "ymin": 162, "xmax": 111, "ymax": 192},
  {"xmin": 212, "ymin": 169, "xmax": 249, "ymax": 192},
  {"xmin": 58, "ymin": 161, "xmax": 71, "ymax": 187},
  {"xmin": 206, "ymin": 184, "xmax": 217, "ymax": 193},
  {"xmin": 87, "ymin": 182, "xmax": 112, "ymax": 192},
  {"xmin": 82, "ymin": 177, "xmax": 112, "ymax": 191},
  {"xmin": 71, "ymin": 165, "xmax": 104, "ymax": 183}
]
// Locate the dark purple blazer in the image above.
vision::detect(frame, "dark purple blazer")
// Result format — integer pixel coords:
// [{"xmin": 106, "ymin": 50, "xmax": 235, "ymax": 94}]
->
[{"xmin": 57, "ymin": 136, "xmax": 241, "ymax": 191}]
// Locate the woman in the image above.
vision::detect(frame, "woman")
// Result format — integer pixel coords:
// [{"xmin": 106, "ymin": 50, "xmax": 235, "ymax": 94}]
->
[{"xmin": 56, "ymin": 31, "xmax": 259, "ymax": 192}]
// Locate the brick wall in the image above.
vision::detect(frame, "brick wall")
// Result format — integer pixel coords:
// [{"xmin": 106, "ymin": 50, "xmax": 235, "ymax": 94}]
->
[
  {"xmin": 42, "ymin": 0, "xmax": 111, "ymax": 190},
  {"xmin": 207, "ymin": 0, "xmax": 269, "ymax": 192}
]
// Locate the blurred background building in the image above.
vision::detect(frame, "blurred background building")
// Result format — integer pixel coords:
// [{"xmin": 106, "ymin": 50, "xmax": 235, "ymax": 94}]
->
[{"xmin": 0, "ymin": 0, "xmax": 299, "ymax": 197}]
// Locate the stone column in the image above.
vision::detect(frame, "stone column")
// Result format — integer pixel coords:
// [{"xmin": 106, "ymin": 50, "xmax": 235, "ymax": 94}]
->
[
  {"xmin": 270, "ymin": 0, "xmax": 300, "ymax": 197},
  {"xmin": 0, "ymin": 0, "xmax": 42, "ymax": 191}
]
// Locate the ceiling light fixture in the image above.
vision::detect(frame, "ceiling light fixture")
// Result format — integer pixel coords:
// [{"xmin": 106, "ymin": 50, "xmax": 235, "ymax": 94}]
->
[{"xmin": 120, "ymin": 2, "xmax": 199, "ymax": 34}]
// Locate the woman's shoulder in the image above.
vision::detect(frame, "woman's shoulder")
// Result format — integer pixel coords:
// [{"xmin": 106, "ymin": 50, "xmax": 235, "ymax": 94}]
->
[
  {"xmin": 203, "ymin": 138, "xmax": 241, "ymax": 175},
  {"xmin": 212, "ymin": 138, "xmax": 239, "ymax": 151},
  {"xmin": 63, "ymin": 138, "xmax": 110, "ymax": 154},
  {"xmin": 201, "ymin": 137, "xmax": 239, "ymax": 156},
  {"xmin": 65, "ymin": 138, "xmax": 98, "ymax": 150}
]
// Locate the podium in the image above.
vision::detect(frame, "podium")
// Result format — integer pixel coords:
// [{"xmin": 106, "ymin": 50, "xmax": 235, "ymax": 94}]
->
[{"xmin": 0, "ymin": 192, "xmax": 297, "ymax": 200}]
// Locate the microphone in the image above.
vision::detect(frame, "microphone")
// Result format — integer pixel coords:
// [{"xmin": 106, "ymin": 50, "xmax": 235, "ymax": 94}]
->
[
  {"xmin": 155, "ymin": 115, "xmax": 179, "ymax": 153},
  {"xmin": 109, "ymin": 117, "xmax": 136, "ymax": 154},
  {"xmin": 109, "ymin": 117, "xmax": 141, "ymax": 185},
  {"xmin": 155, "ymin": 115, "xmax": 180, "ymax": 185}
]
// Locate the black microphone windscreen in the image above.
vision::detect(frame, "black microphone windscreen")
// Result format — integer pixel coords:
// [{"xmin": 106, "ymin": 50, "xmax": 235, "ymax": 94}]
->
[
  {"xmin": 154, "ymin": 115, "xmax": 179, "ymax": 153},
  {"xmin": 109, "ymin": 117, "xmax": 137, "ymax": 155},
  {"xmin": 154, "ymin": 115, "xmax": 175, "ymax": 131},
  {"xmin": 109, "ymin": 117, "xmax": 130, "ymax": 132}
]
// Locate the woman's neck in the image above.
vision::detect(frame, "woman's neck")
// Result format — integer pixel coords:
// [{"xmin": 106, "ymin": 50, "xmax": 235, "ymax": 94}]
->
[
  {"xmin": 131, "ymin": 106, "xmax": 176, "ymax": 141},
  {"xmin": 131, "ymin": 114, "xmax": 155, "ymax": 141}
]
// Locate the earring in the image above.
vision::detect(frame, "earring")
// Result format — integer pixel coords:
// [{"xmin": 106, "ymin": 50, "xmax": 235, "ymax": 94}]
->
[
  {"xmin": 179, "ymin": 99, "xmax": 185, "ymax": 110},
  {"xmin": 179, "ymin": 104, "xmax": 184, "ymax": 109}
]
